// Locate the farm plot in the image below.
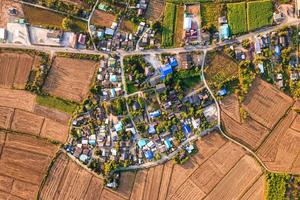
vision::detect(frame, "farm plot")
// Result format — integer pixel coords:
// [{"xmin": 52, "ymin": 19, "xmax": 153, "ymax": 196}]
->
[
  {"xmin": 43, "ymin": 57, "xmax": 97, "ymax": 102},
  {"xmin": 205, "ymin": 53, "xmax": 238, "ymax": 90},
  {"xmin": 257, "ymin": 106, "xmax": 300, "ymax": 174},
  {"xmin": 247, "ymin": 0, "xmax": 273, "ymax": 31},
  {"xmin": 0, "ymin": 88, "xmax": 36, "ymax": 112},
  {"xmin": 242, "ymin": 78, "xmax": 294, "ymax": 129},
  {"xmin": 227, "ymin": 2, "xmax": 247, "ymax": 35},
  {"xmin": 174, "ymin": 5, "xmax": 184, "ymax": 47},
  {"xmin": 145, "ymin": 0, "xmax": 165, "ymax": 21},
  {"xmin": 0, "ymin": 52, "xmax": 38, "ymax": 89},
  {"xmin": 162, "ymin": 3, "xmax": 176, "ymax": 47},
  {"xmin": 204, "ymin": 155, "xmax": 263, "ymax": 200},
  {"xmin": 0, "ymin": 107, "xmax": 14, "ymax": 129},
  {"xmin": 221, "ymin": 94, "xmax": 270, "ymax": 150},
  {"xmin": 200, "ymin": 3, "xmax": 222, "ymax": 30},
  {"xmin": 91, "ymin": 10, "xmax": 116, "ymax": 28},
  {"xmin": 40, "ymin": 152, "xmax": 109, "ymax": 200},
  {"xmin": 0, "ymin": 131, "xmax": 58, "ymax": 199},
  {"xmin": 23, "ymin": 5, "xmax": 87, "ymax": 32}
]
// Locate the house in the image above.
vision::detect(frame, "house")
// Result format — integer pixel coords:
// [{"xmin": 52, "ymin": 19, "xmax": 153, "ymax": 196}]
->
[
  {"xmin": 273, "ymin": 12, "xmax": 284, "ymax": 23},
  {"xmin": 164, "ymin": 138, "xmax": 173, "ymax": 150},
  {"xmin": 98, "ymin": 3, "xmax": 109, "ymax": 11},
  {"xmin": 156, "ymin": 83, "xmax": 166, "ymax": 93},
  {"xmin": 254, "ymin": 37, "xmax": 262, "ymax": 54},
  {"xmin": 217, "ymin": 88, "xmax": 227, "ymax": 96},
  {"xmin": 182, "ymin": 124, "xmax": 191, "ymax": 137},
  {"xmin": 258, "ymin": 63, "xmax": 264, "ymax": 74},
  {"xmin": 0, "ymin": 28, "xmax": 6, "ymax": 42},
  {"xmin": 79, "ymin": 154, "xmax": 89, "ymax": 164},
  {"xmin": 149, "ymin": 75, "xmax": 161, "ymax": 86},
  {"xmin": 114, "ymin": 121, "xmax": 123, "ymax": 132},
  {"xmin": 78, "ymin": 34, "xmax": 86, "ymax": 45},
  {"xmin": 220, "ymin": 24, "xmax": 230, "ymax": 40},
  {"xmin": 132, "ymin": 101, "xmax": 140, "ymax": 111},
  {"xmin": 47, "ymin": 30, "xmax": 63, "ymax": 42},
  {"xmin": 186, "ymin": 144, "xmax": 195, "ymax": 154},
  {"xmin": 218, "ymin": 16, "xmax": 227, "ymax": 24},
  {"xmin": 169, "ymin": 57, "xmax": 178, "ymax": 67},
  {"xmin": 160, "ymin": 64, "xmax": 173, "ymax": 79},
  {"xmin": 144, "ymin": 151, "xmax": 154, "ymax": 160},
  {"xmin": 183, "ymin": 13, "xmax": 192, "ymax": 31},
  {"xmin": 275, "ymin": 46, "xmax": 281, "ymax": 56},
  {"xmin": 148, "ymin": 124, "xmax": 156, "ymax": 135},
  {"xmin": 105, "ymin": 28, "xmax": 114, "ymax": 36},
  {"xmin": 149, "ymin": 110, "xmax": 161, "ymax": 118},
  {"xmin": 290, "ymin": 72, "xmax": 299, "ymax": 81},
  {"xmin": 138, "ymin": 139, "xmax": 147, "ymax": 149}
]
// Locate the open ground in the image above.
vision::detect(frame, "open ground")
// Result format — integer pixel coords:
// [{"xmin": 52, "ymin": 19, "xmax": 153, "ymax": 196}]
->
[
  {"xmin": 43, "ymin": 57, "xmax": 97, "ymax": 102},
  {"xmin": 39, "ymin": 131, "xmax": 265, "ymax": 200},
  {"xmin": 144, "ymin": 0, "xmax": 165, "ymax": 21}
]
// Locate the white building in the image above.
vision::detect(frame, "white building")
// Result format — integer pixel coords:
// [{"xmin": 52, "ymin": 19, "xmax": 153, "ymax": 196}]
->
[{"xmin": 0, "ymin": 28, "xmax": 6, "ymax": 42}]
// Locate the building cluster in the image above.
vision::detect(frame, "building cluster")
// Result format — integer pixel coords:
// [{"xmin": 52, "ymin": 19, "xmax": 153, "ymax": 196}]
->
[{"xmin": 97, "ymin": 56, "xmax": 124, "ymax": 101}]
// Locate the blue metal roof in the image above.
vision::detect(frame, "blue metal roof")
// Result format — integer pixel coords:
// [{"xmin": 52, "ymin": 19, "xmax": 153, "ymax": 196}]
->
[
  {"xmin": 220, "ymin": 24, "xmax": 229, "ymax": 39},
  {"xmin": 169, "ymin": 57, "xmax": 178, "ymax": 67},
  {"xmin": 160, "ymin": 64, "xmax": 173, "ymax": 79},
  {"xmin": 149, "ymin": 110, "xmax": 161, "ymax": 118},
  {"xmin": 138, "ymin": 139, "xmax": 147, "ymax": 148},
  {"xmin": 164, "ymin": 139, "xmax": 173, "ymax": 149},
  {"xmin": 182, "ymin": 124, "xmax": 191, "ymax": 136},
  {"xmin": 144, "ymin": 151, "xmax": 154, "ymax": 160},
  {"xmin": 217, "ymin": 88, "xmax": 227, "ymax": 96},
  {"xmin": 148, "ymin": 125, "xmax": 156, "ymax": 134}
]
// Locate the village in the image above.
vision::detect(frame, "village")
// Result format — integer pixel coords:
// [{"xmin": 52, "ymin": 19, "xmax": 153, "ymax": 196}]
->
[{"xmin": 64, "ymin": 52, "xmax": 219, "ymax": 184}]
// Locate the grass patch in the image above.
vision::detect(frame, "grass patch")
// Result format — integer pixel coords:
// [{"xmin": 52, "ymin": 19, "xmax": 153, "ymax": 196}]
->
[
  {"xmin": 23, "ymin": 4, "xmax": 87, "ymax": 32},
  {"xmin": 174, "ymin": 5, "xmax": 184, "ymax": 47},
  {"xmin": 162, "ymin": 3, "xmax": 176, "ymax": 47},
  {"xmin": 247, "ymin": 0, "xmax": 273, "ymax": 31},
  {"xmin": 174, "ymin": 69, "xmax": 201, "ymax": 91},
  {"xmin": 36, "ymin": 95, "xmax": 78, "ymax": 114},
  {"xmin": 200, "ymin": 3, "xmax": 222, "ymax": 30},
  {"xmin": 266, "ymin": 172, "xmax": 290, "ymax": 200},
  {"xmin": 126, "ymin": 83, "xmax": 139, "ymax": 94},
  {"xmin": 227, "ymin": 2, "xmax": 247, "ymax": 34}
]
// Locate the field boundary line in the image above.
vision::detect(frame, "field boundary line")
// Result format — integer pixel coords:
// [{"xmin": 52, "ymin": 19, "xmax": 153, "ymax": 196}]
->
[
  {"xmin": 0, "ymin": 171, "xmax": 40, "ymax": 186},
  {"xmin": 289, "ymin": 148, "xmax": 300, "ymax": 173},
  {"xmin": 162, "ymin": 162, "xmax": 174, "ymax": 200},
  {"xmin": 0, "ymin": 188, "xmax": 27, "ymax": 200},
  {"xmin": 37, "ymin": 150, "xmax": 66, "ymax": 199},
  {"xmin": 38, "ymin": 117, "xmax": 46, "ymax": 137},
  {"xmin": 254, "ymin": 103, "xmax": 295, "ymax": 153},
  {"xmin": 156, "ymin": 164, "xmax": 165, "ymax": 200},
  {"xmin": 238, "ymin": 173, "xmax": 264, "ymax": 199},
  {"xmin": 0, "ymin": 131, "xmax": 8, "ymax": 159}
]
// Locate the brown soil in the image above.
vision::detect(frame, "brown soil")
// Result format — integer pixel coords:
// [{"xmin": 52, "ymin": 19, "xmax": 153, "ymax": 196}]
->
[{"xmin": 43, "ymin": 57, "xmax": 97, "ymax": 102}]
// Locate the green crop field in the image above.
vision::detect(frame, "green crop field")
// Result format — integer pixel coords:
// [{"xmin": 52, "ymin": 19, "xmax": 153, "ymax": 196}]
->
[
  {"xmin": 200, "ymin": 3, "xmax": 222, "ymax": 30},
  {"xmin": 162, "ymin": 3, "xmax": 177, "ymax": 47},
  {"xmin": 247, "ymin": 0, "xmax": 273, "ymax": 31},
  {"xmin": 227, "ymin": 2, "xmax": 247, "ymax": 34}
]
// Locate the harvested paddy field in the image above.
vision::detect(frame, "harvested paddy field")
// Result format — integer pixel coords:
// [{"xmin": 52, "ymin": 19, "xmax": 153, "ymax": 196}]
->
[
  {"xmin": 43, "ymin": 57, "xmax": 97, "ymax": 102},
  {"xmin": 40, "ymin": 132, "xmax": 264, "ymax": 200},
  {"xmin": 0, "ymin": 52, "xmax": 35, "ymax": 89},
  {"xmin": 0, "ymin": 131, "xmax": 58, "ymax": 200},
  {"xmin": 145, "ymin": 0, "xmax": 165, "ymax": 21},
  {"xmin": 242, "ymin": 78, "xmax": 294, "ymax": 129},
  {"xmin": 91, "ymin": 10, "xmax": 116, "ymax": 27},
  {"xmin": 0, "ymin": 88, "xmax": 36, "ymax": 112},
  {"xmin": 221, "ymin": 94, "xmax": 270, "ymax": 150},
  {"xmin": 0, "ymin": 88, "xmax": 70, "ymax": 143},
  {"xmin": 257, "ymin": 103, "xmax": 300, "ymax": 174}
]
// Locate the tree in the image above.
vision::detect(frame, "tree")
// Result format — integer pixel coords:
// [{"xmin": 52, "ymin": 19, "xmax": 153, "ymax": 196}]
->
[{"xmin": 62, "ymin": 17, "xmax": 73, "ymax": 30}]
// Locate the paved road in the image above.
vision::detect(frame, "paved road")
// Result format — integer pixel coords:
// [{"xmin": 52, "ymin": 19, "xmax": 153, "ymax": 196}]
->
[{"xmin": 87, "ymin": 0, "xmax": 100, "ymax": 50}]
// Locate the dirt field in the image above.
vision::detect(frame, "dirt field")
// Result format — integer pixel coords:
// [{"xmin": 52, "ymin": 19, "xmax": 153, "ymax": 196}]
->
[
  {"xmin": 242, "ymin": 78, "xmax": 294, "ymax": 129},
  {"xmin": 34, "ymin": 104, "xmax": 71, "ymax": 124},
  {"xmin": 0, "ymin": 131, "xmax": 58, "ymax": 199},
  {"xmin": 0, "ymin": 88, "xmax": 36, "ymax": 112},
  {"xmin": 220, "ymin": 94, "xmax": 240, "ymax": 122},
  {"xmin": 0, "ymin": 52, "xmax": 39, "ymax": 89},
  {"xmin": 43, "ymin": 57, "xmax": 97, "ymax": 102},
  {"xmin": 0, "ymin": 106, "xmax": 14, "ymax": 129},
  {"xmin": 91, "ymin": 10, "xmax": 116, "ymax": 27},
  {"xmin": 145, "ymin": 0, "xmax": 165, "ymax": 21},
  {"xmin": 257, "ymin": 105, "xmax": 300, "ymax": 174},
  {"xmin": 221, "ymin": 111, "xmax": 270, "ymax": 150},
  {"xmin": 0, "ymin": 0, "xmax": 24, "ymax": 27},
  {"xmin": 174, "ymin": 5, "xmax": 184, "ymax": 47},
  {"xmin": 120, "ymin": 19, "xmax": 136, "ymax": 34},
  {"xmin": 40, "ymin": 131, "xmax": 265, "ymax": 200},
  {"xmin": 11, "ymin": 109, "xmax": 44, "ymax": 136}
]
